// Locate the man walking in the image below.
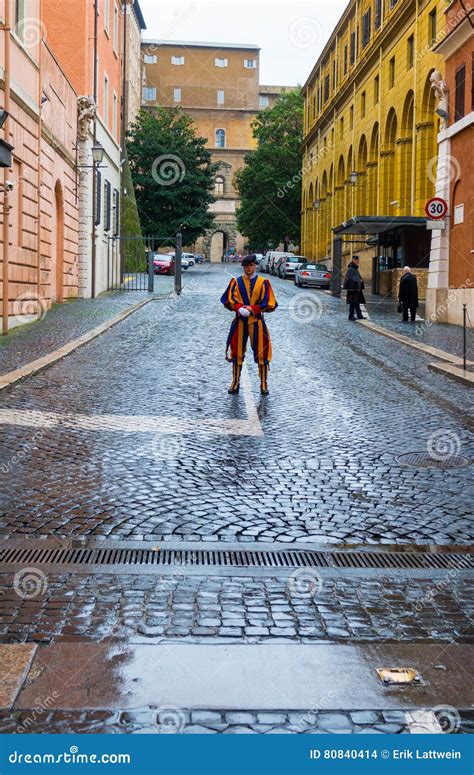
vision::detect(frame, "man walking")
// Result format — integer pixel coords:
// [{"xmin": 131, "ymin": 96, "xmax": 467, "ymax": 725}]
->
[
  {"xmin": 398, "ymin": 266, "xmax": 419, "ymax": 323},
  {"xmin": 343, "ymin": 255, "xmax": 366, "ymax": 321},
  {"xmin": 221, "ymin": 255, "xmax": 278, "ymax": 395}
]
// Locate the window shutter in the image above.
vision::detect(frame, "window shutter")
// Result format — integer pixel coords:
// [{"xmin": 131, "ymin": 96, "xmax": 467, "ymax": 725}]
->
[
  {"xmin": 95, "ymin": 170, "xmax": 102, "ymax": 226},
  {"xmin": 113, "ymin": 189, "xmax": 120, "ymax": 235},
  {"xmin": 455, "ymin": 64, "xmax": 466, "ymax": 122},
  {"xmin": 104, "ymin": 180, "xmax": 112, "ymax": 232}
]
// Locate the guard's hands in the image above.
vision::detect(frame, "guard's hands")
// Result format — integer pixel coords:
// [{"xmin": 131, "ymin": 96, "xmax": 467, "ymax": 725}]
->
[{"xmin": 239, "ymin": 308, "xmax": 251, "ymax": 318}]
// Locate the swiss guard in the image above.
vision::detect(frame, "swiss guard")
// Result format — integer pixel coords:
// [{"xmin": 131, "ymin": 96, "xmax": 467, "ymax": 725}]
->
[{"xmin": 220, "ymin": 255, "xmax": 278, "ymax": 395}]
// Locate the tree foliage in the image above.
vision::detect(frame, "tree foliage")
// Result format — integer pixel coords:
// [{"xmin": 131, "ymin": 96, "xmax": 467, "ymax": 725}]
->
[
  {"xmin": 235, "ymin": 90, "xmax": 304, "ymax": 250},
  {"xmin": 127, "ymin": 108, "xmax": 218, "ymax": 242}
]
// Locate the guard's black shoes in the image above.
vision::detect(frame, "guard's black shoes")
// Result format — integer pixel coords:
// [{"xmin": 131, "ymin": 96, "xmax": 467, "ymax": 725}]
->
[{"xmin": 228, "ymin": 386, "xmax": 240, "ymax": 394}]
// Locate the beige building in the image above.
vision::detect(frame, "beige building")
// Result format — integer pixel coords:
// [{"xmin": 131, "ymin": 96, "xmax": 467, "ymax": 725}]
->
[
  {"xmin": 141, "ymin": 39, "xmax": 293, "ymax": 260},
  {"xmin": 124, "ymin": 0, "xmax": 146, "ymax": 128}
]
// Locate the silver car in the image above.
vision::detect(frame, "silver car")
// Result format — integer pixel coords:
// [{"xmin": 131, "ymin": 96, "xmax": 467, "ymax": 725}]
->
[
  {"xmin": 276, "ymin": 255, "xmax": 307, "ymax": 279},
  {"xmin": 294, "ymin": 263, "xmax": 332, "ymax": 288}
]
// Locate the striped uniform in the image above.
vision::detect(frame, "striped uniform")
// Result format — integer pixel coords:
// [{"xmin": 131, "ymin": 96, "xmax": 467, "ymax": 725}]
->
[{"xmin": 220, "ymin": 274, "xmax": 278, "ymax": 368}]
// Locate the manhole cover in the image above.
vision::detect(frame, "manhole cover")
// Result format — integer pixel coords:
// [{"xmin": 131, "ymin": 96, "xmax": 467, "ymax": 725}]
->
[{"xmin": 396, "ymin": 452, "xmax": 471, "ymax": 469}]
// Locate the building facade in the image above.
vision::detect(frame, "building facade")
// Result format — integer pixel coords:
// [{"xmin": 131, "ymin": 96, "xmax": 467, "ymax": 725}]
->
[
  {"xmin": 141, "ymin": 40, "xmax": 293, "ymax": 260},
  {"xmin": 43, "ymin": 0, "xmax": 124, "ymax": 297},
  {"xmin": 426, "ymin": 0, "xmax": 474, "ymax": 325},
  {"xmin": 0, "ymin": 0, "xmax": 79, "ymax": 333},
  {"xmin": 302, "ymin": 0, "xmax": 447, "ymax": 299},
  {"xmin": 124, "ymin": 0, "xmax": 146, "ymax": 128}
]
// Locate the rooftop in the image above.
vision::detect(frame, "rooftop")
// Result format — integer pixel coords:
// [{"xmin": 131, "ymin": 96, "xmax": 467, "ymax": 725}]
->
[{"xmin": 142, "ymin": 39, "xmax": 260, "ymax": 51}]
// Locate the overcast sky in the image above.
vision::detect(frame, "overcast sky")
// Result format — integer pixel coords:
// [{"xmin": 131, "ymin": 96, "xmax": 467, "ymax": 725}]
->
[{"xmin": 139, "ymin": 0, "xmax": 348, "ymax": 87}]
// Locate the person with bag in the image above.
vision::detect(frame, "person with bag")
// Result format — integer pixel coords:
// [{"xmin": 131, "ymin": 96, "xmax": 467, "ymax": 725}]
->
[
  {"xmin": 343, "ymin": 255, "xmax": 366, "ymax": 321},
  {"xmin": 398, "ymin": 266, "xmax": 419, "ymax": 323}
]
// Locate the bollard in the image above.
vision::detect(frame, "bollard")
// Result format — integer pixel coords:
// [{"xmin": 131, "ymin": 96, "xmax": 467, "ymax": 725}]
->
[
  {"xmin": 175, "ymin": 232, "xmax": 183, "ymax": 296},
  {"xmin": 148, "ymin": 250, "xmax": 154, "ymax": 293},
  {"xmin": 463, "ymin": 303, "xmax": 467, "ymax": 371}
]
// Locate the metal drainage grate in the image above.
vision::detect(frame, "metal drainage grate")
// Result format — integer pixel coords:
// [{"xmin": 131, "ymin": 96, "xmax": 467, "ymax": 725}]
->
[
  {"xmin": 0, "ymin": 546, "xmax": 471, "ymax": 571},
  {"xmin": 396, "ymin": 452, "xmax": 471, "ymax": 470}
]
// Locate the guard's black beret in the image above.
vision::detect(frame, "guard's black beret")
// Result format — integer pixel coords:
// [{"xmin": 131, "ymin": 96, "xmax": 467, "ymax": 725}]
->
[{"xmin": 241, "ymin": 255, "xmax": 257, "ymax": 267}]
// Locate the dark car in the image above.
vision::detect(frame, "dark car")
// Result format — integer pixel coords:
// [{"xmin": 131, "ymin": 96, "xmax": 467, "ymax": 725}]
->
[
  {"xmin": 294, "ymin": 263, "xmax": 332, "ymax": 288},
  {"xmin": 153, "ymin": 254, "xmax": 175, "ymax": 275},
  {"xmin": 194, "ymin": 254, "xmax": 205, "ymax": 264}
]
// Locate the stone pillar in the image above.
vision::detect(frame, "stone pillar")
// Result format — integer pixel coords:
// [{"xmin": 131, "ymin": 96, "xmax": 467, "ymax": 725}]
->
[
  {"xmin": 76, "ymin": 97, "xmax": 97, "ymax": 299},
  {"xmin": 426, "ymin": 128, "xmax": 451, "ymax": 323}
]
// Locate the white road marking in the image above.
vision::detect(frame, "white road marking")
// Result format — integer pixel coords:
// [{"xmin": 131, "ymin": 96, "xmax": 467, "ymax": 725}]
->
[
  {"xmin": 404, "ymin": 710, "xmax": 443, "ymax": 734},
  {"xmin": 359, "ymin": 303, "xmax": 371, "ymax": 320},
  {"xmin": 0, "ymin": 365, "xmax": 263, "ymax": 438}
]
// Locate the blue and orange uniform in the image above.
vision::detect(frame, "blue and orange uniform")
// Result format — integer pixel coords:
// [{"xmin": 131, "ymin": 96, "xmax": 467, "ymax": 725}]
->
[{"xmin": 220, "ymin": 256, "xmax": 278, "ymax": 394}]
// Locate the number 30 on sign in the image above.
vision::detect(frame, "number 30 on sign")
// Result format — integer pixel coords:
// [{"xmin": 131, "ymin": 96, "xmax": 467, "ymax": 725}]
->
[{"xmin": 425, "ymin": 197, "xmax": 448, "ymax": 219}]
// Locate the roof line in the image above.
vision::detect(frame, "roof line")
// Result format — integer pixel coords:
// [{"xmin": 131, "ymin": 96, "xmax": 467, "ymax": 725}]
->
[{"xmin": 142, "ymin": 39, "xmax": 261, "ymax": 50}]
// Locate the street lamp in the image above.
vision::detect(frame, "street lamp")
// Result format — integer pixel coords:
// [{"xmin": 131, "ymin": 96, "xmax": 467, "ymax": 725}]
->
[
  {"xmin": 349, "ymin": 170, "xmax": 358, "ymax": 185},
  {"xmin": 313, "ymin": 199, "xmax": 321, "ymax": 210},
  {"xmin": 92, "ymin": 141, "xmax": 105, "ymax": 164}
]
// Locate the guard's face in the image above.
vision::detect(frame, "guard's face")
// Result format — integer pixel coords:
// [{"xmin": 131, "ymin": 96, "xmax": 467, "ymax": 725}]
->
[{"xmin": 244, "ymin": 262, "xmax": 256, "ymax": 277}]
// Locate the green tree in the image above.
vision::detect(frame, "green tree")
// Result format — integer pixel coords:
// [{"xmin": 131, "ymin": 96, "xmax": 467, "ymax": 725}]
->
[
  {"xmin": 127, "ymin": 108, "xmax": 218, "ymax": 243},
  {"xmin": 235, "ymin": 90, "xmax": 303, "ymax": 251}
]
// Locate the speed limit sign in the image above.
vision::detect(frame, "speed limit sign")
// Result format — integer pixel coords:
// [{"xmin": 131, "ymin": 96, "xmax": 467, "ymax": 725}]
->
[{"xmin": 425, "ymin": 197, "xmax": 448, "ymax": 219}]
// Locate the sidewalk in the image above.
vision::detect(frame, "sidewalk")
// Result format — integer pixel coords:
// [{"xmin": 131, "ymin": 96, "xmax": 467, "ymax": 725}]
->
[
  {"xmin": 363, "ymin": 294, "xmax": 472, "ymax": 361},
  {"xmin": 0, "ymin": 281, "xmax": 173, "ymax": 378}
]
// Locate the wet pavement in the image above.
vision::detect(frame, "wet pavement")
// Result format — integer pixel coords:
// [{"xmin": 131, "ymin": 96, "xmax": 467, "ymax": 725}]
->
[{"xmin": 0, "ymin": 264, "xmax": 472, "ymax": 733}]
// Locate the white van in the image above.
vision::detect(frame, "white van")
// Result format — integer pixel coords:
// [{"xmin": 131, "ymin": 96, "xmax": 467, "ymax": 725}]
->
[{"xmin": 264, "ymin": 251, "xmax": 294, "ymax": 275}]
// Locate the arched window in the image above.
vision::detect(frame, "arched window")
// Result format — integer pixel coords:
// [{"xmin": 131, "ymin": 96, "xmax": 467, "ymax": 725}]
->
[
  {"xmin": 215, "ymin": 128, "xmax": 226, "ymax": 148},
  {"xmin": 214, "ymin": 176, "xmax": 225, "ymax": 196}
]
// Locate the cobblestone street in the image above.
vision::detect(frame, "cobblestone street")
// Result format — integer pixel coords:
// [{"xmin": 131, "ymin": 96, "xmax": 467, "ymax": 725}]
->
[{"xmin": 0, "ymin": 264, "xmax": 472, "ymax": 733}]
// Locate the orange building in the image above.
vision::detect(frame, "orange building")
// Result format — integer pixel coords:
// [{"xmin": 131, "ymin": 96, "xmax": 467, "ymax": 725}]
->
[
  {"xmin": 43, "ymin": 0, "xmax": 125, "ymax": 297},
  {"xmin": 142, "ymin": 40, "xmax": 294, "ymax": 260},
  {"xmin": 426, "ymin": 0, "xmax": 474, "ymax": 326},
  {"xmin": 0, "ymin": 0, "xmax": 79, "ymax": 333}
]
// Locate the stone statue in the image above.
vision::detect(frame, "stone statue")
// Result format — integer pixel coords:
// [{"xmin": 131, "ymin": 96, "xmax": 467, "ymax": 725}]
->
[
  {"xmin": 430, "ymin": 70, "xmax": 449, "ymax": 126},
  {"xmin": 77, "ymin": 96, "xmax": 96, "ymax": 141}
]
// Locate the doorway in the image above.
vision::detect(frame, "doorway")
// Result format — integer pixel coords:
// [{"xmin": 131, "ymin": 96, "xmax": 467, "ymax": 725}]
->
[
  {"xmin": 210, "ymin": 231, "xmax": 228, "ymax": 262},
  {"xmin": 53, "ymin": 181, "xmax": 64, "ymax": 302}
]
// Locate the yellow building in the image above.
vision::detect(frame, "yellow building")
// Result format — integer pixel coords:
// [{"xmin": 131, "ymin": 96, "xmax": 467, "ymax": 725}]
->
[
  {"xmin": 141, "ymin": 40, "xmax": 294, "ymax": 260},
  {"xmin": 302, "ymin": 0, "xmax": 446, "ymax": 297}
]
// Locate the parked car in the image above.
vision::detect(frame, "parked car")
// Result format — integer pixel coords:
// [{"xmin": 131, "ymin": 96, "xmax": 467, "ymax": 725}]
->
[
  {"xmin": 294, "ymin": 263, "xmax": 332, "ymax": 289},
  {"xmin": 264, "ymin": 251, "xmax": 295, "ymax": 275},
  {"xmin": 254, "ymin": 253, "xmax": 264, "ymax": 265},
  {"xmin": 276, "ymin": 255, "xmax": 307, "ymax": 279},
  {"xmin": 181, "ymin": 252, "xmax": 195, "ymax": 269},
  {"xmin": 259, "ymin": 254, "xmax": 271, "ymax": 272},
  {"xmin": 194, "ymin": 254, "xmax": 204, "ymax": 264},
  {"xmin": 153, "ymin": 254, "xmax": 175, "ymax": 275}
]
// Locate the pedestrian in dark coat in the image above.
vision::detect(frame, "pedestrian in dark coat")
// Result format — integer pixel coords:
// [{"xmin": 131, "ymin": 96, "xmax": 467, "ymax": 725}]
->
[
  {"xmin": 343, "ymin": 255, "xmax": 366, "ymax": 321},
  {"xmin": 398, "ymin": 267, "xmax": 419, "ymax": 322}
]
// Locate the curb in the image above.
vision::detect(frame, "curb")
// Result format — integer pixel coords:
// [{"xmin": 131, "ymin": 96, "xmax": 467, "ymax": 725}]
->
[
  {"xmin": 428, "ymin": 362, "xmax": 474, "ymax": 387},
  {"xmin": 357, "ymin": 319, "xmax": 472, "ymax": 368},
  {"xmin": 0, "ymin": 297, "xmax": 152, "ymax": 393}
]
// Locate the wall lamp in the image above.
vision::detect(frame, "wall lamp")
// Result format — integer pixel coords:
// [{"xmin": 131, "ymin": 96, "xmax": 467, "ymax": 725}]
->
[
  {"xmin": 0, "ymin": 109, "xmax": 9, "ymax": 130},
  {"xmin": 313, "ymin": 199, "xmax": 321, "ymax": 210},
  {"xmin": 349, "ymin": 170, "xmax": 358, "ymax": 185}
]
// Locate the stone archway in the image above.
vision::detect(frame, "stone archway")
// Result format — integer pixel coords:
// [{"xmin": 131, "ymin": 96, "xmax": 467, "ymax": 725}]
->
[{"xmin": 203, "ymin": 222, "xmax": 238, "ymax": 261}]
